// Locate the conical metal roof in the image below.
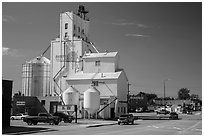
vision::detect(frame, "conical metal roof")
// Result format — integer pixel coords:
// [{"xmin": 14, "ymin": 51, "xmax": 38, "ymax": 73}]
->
[
  {"xmin": 27, "ymin": 56, "xmax": 50, "ymax": 64},
  {"xmin": 64, "ymin": 86, "xmax": 79, "ymax": 93},
  {"xmin": 85, "ymin": 86, "xmax": 100, "ymax": 94}
]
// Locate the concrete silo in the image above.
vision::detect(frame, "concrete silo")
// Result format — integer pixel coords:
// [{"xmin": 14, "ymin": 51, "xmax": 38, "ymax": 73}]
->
[{"xmin": 22, "ymin": 56, "xmax": 50, "ymax": 96}]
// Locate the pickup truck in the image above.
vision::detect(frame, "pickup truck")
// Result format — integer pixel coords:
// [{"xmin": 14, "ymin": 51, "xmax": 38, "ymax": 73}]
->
[
  {"xmin": 23, "ymin": 113, "xmax": 60, "ymax": 125},
  {"xmin": 53, "ymin": 112, "xmax": 74, "ymax": 123},
  {"xmin": 118, "ymin": 114, "xmax": 135, "ymax": 125}
]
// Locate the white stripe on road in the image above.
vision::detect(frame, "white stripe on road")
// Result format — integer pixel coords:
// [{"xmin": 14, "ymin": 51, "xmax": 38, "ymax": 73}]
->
[
  {"xmin": 172, "ymin": 127, "xmax": 181, "ymax": 130},
  {"xmin": 195, "ymin": 113, "xmax": 201, "ymax": 115},
  {"xmin": 194, "ymin": 129, "xmax": 202, "ymax": 131},
  {"xmin": 178, "ymin": 121, "xmax": 202, "ymax": 134},
  {"xmin": 152, "ymin": 125, "xmax": 159, "ymax": 128}
]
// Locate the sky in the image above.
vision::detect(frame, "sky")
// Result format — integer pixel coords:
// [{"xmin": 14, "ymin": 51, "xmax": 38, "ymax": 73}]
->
[{"xmin": 2, "ymin": 2, "xmax": 202, "ymax": 98}]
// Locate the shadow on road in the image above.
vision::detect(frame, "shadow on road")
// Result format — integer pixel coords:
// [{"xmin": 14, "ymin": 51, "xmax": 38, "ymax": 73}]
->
[
  {"xmin": 118, "ymin": 123, "xmax": 140, "ymax": 126},
  {"xmin": 2, "ymin": 126, "xmax": 57, "ymax": 135},
  {"xmin": 136, "ymin": 116, "xmax": 181, "ymax": 120}
]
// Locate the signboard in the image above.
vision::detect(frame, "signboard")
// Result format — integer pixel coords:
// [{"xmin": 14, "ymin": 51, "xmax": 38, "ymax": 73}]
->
[
  {"xmin": 55, "ymin": 51, "xmax": 77, "ymax": 62},
  {"xmin": 16, "ymin": 101, "xmax": 25, "ymax": 106},
  {"xmin": 57, "ymin": 105, "xmax": 75, "ymax": 112},
  {"xmin": 57, "ymin": 105, "xmax": 78, "ymax": 123}
]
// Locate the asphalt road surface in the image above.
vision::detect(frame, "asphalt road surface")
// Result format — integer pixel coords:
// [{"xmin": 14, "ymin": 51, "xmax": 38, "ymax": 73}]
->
[{"xmin": 7, "ymin": 112, "xmax": 202, "ymax": 135}]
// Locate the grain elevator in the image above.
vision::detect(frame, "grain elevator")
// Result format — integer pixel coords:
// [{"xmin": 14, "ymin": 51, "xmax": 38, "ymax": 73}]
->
[{"xmin": 19, "ymin": 5, "xmax": 129, "ymax": 119}]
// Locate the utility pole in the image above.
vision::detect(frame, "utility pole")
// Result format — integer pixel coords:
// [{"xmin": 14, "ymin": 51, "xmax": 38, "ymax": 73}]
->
[
  {"xmin": 163, "ymin": 80, "xmax": 166, "ymax": 106},
  {"xmin": 163, "ymin": 79, "xmax": 170, "ymax": 106},
  {"xmin": 127, "ymin": 83, "xmax": 131, "ymax": 113}
]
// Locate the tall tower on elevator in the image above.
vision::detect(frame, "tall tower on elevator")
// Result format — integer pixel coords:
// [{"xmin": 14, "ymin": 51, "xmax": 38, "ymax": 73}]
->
[{"xmin": 50, "ymin": 5, "xmax": 98, "ymax": 96}]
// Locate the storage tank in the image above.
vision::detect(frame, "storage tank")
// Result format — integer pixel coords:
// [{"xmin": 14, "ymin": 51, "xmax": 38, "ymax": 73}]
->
[
  {"xmin": 84, "ymin": 86, "xmax": 100, "ymax": 115},
  {"xmin": 22, "ymin": 56, "xmax": 50, "ymax": 96},
  {"xmin": 22, "ymin": 63, "xmax": 32, "ymax": 96},
  {"xmin": 62, "ymin": 86, "xmax": 79, "ymax": 105}
]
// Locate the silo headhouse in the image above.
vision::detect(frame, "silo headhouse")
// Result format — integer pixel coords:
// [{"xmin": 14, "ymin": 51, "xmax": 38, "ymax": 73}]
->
[{"xmin": 14, "ymin": 5, "xmax": 129, "ymax": 119}]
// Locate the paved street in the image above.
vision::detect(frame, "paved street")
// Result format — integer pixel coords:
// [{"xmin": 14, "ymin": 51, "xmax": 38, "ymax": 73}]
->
[{"xmin": 5, "ymin": 112, "xmax": 202, "ymax": 135}]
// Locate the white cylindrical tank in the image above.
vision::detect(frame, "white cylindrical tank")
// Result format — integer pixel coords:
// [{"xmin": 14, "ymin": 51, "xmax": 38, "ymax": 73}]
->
[
  {"xmin": 22, "ymin": 63, "xmax": 32, "ymax": 96},
  {"xmin": 21, "ymin": 56, "xmax": 50, "ymax": 96},
  {"xmin": 84, "ymin": 86, "xmax": 100, "ymax": 115},
  {"xmin": 63, "ymin": 86, "xmax": 79, "ymax": 105}
]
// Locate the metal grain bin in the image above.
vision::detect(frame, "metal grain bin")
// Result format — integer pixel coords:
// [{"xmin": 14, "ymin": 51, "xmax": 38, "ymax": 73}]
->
[{"xmin": 22, "ymin": 56, "xmax": 50, "ymax": 96}]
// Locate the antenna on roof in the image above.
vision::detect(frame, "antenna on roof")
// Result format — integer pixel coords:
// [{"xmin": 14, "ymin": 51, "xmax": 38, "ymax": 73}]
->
[{"xmin": 77, "ymin": 5, "xmax": 89, "ymax": 20}]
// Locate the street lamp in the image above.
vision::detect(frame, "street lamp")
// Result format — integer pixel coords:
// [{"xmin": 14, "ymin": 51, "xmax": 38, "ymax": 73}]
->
[{"xmin": 163, "ymin": 79, "xmax": 170, "ymax": 106}]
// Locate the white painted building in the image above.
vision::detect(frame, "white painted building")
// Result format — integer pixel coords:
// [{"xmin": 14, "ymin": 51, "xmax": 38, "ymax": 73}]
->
[
  {"xmin": 66, "ymin": 52, "xmax": 128, "ymax": 118},
  {"xmin": 50, "ymin": 6, "xmax": 129, "ymax": 119},
  {"xmin": 50, "ymin": 6, "xmax": 97, "ymax": 96}
]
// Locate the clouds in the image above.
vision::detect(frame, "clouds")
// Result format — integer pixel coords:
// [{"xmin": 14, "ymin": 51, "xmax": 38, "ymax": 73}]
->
[
  {"xmin": 2, "ymin": 15, "xmax": 16, "ymax": 23},
  {"xmin": 105, "ymin": 20, "xmax": 149, "ymax": 28},
  {"xmin": 125, "ymin": 33, "xmax": 150, "ymax": 38},
  {"xmin": 2, "ymin": 47, "xmax": 10, "ymax": 55},
  {"xmin": 2, "ymin": 46, "xmax": 44, "ymax": 59},
  {"xmin": 2, "ymin": 47, "xmax": 21, "ymax": 57},
  {"xmin": 105, "ymin": 19, "xmax": 151, "ymax": 38},
  {"xmin": 3, "ymin": 15, "xmax": 33, "ymax": 25}
]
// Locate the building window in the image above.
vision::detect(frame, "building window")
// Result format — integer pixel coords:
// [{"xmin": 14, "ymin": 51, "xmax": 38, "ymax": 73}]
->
[
  {"xmin": 95, "ymin": 60, "xmax": 100, "ymax": 66},
  {"xmin": 74, "ymin": 24, "xmax": 76, "ymax": 31},
  {"xmin": 65, "ymin": 32, "xmax": 68, "ymax": 38},
  {"xmin": 92, "ymin": 81, "xmax": 99, "ymax": 86},
  {"xmin": 78, "ymin": 27, "xmax": 80, "ymax": 32},
  {"xmin": 65, "ymin": 23, "xmax": 68, "ymax": 29},
  {"xmin": 124, "ymin": 107, "xmax": 126, "ymax": 113},
  {"xmin": 82, "ymin": 29, "xmax": 84, "ymax": 34},
  {"xmin": 41, "ymin": 100, "xmax": 45, "ymax": 106}
]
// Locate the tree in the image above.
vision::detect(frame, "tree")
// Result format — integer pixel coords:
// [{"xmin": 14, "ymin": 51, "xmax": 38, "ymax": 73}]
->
[
  {"xmin": 145, "ymin": 93, "xmax": 158, "ymax": 105},
  {"xmin": 146, "ymin": 93, "xmax": 158, "ymax": 101},
  {"xmin": 178, "ymin": 88, "xmax": 190, "ymax": 100},
  {"xmin": 190, "ymin": 94, "xmax": 199, "ymax": 100}
]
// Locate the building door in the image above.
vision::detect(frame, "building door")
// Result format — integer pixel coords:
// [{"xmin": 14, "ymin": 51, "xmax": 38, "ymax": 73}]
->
[
  {"xmin": 25, "ymin": 107, "xmax": 29, "ymax": 114},
  {"xmin": 50, "ymin": 102, "xmax": 59, "ymax": 114},
  {"xmin": 110, "ymin": 108, "xmax": 115, "ymax": 119}
]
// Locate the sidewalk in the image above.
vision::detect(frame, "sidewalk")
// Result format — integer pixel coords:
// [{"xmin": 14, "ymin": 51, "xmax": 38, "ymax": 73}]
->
[{"xmin": 74, "ymin": 119, "xmax": 118, "ymax": 128}]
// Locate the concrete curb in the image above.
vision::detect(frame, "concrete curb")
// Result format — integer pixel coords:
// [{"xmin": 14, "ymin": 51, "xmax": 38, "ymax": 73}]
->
[{"xmin": 86, "ymin": 123, "xmax": 118, "ymax": 128}]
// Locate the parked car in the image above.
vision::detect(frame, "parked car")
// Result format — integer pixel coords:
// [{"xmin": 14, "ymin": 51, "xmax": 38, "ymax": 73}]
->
[
  {"xmin": 10, "ymin": 113, "xmax": 29, "ymax": 120},
  {"xmin": 169, "ymin": 112, "xmax": 178, "ymax": 120},
  {"xmin": 186, "ymin": 110, "xmax": 193, "ymax": 115},
  {"xmin": 135, "ymin": 107, "xmax": 143, "ymax": 113},
  {"xmin": 53, "ymin": 112, "xmax": 74, "ymax": 123},
  {"xmin": 23, "ymin": 113, "xmax": 60, "ymax": 125},
  {"xmin": 156, "ymin": 109, "xmax": 170, "ymax": 115},
  {"xmin": 118, "ymin": 114, "xmax": 134, "ymax": 125},
  {"xmin": 183, "ymin": 108, "xmax": 193, "ymax": 114}
]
